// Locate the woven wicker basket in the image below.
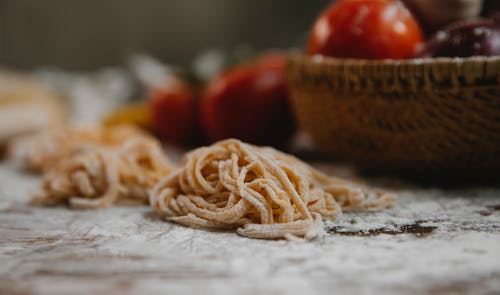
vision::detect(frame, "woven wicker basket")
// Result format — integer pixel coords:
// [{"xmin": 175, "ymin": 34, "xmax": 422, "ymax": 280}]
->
[{"xmin": 287, "ymin": 54, "xmax": 500, "ymax": 174}]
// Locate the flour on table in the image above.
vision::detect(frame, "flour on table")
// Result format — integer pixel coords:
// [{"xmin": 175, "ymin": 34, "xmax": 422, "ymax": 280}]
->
[{"xmin": 1, "ymin": 162, "xmax": 500, "ymax": 295}]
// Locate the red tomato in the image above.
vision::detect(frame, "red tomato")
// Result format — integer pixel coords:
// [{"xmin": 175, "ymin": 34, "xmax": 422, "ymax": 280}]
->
[
  {"xmin": 149, "ymin": 79, "xmax": 200, "ymax": 144},
  {"xmin": 200, "ymin": 53, "xmax": 295, "ymax": 146},
  {"xmin": 308, "ymin": 0, "xmax": 424, "ymax": 59}
]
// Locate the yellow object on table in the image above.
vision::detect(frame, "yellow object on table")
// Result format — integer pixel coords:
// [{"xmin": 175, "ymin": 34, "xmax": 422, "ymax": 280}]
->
[{"xmin": 102, "ymin": 102, "xmax": 152, "ymax": 130}]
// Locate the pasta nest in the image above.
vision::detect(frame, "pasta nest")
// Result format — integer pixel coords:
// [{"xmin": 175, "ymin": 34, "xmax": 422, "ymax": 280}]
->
[
  {"xmin": 32, "ymin": 136, "xmax": 175, "ymax": 209},
  {"xmin": 150, "ymin": 139, "xmax": 395, "ymax": 240}
]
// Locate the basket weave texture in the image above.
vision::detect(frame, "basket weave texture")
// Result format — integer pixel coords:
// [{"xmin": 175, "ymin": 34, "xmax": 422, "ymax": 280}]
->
[{"xmin": 287, "ymin": 54, "xmax": 500, "ymax": 173}]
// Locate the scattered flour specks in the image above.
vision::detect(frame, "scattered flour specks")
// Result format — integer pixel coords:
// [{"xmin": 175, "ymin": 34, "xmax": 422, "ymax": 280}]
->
[{"xmin": 1, "ymin": 162, "xmax": 499, "ymax": 295}]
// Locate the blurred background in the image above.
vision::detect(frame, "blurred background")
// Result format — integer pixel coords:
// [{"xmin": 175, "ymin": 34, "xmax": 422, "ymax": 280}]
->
[
  {"xmin": 0, "ymin": 0, "xmax": 332, "ymax": 69},
  {"xmin": 1, "ymin": 0, "xmax": 497, "ymax": 69},
  {"xmin": 0, "ymin": 0, "xmax": 498, "ymax": 177}
]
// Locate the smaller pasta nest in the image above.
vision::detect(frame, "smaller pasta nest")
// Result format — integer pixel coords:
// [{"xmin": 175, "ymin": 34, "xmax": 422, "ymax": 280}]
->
[
  {"xmin": 150, "ymin": 139, "xmax": 395, "ymax": 240},
  {"xmin": 32, "ymin": 137, "xmax": 175, "ymax": 209}
]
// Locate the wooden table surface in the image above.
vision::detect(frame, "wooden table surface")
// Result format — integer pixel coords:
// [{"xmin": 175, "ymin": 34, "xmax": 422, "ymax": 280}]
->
[{"xmin": 1, "ymin": 161, "xmax": 499, "ymax": 295}]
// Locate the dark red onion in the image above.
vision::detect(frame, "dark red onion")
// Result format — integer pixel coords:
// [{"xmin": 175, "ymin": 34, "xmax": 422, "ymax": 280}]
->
[{"xmin": 415, "ymin": 16, "xmax": 500, "ymax": 57}]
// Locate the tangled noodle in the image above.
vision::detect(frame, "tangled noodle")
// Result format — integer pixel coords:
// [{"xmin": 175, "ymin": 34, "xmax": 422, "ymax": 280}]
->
[
  {"xmin": 19, "ymin": 124, "xmax": 395, "ymax": 239},
  {"xmin": 150, "ymin": 139, "xmax": 395, "ymax": 240},
  {"xmin": 30, "ymin": 126, "xmax": 175, "ymax": 209}
]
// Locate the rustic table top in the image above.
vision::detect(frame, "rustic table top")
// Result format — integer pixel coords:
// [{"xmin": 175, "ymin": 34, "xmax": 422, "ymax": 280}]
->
[{"xmin": 1, "ymin": 161, "xmax": 499, "ymax": 295}]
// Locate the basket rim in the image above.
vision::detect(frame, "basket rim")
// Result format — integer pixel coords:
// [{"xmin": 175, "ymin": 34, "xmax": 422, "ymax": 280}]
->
[{"xmin": 288, "ymin": 52, "xmax": 500, "ymax": 67}]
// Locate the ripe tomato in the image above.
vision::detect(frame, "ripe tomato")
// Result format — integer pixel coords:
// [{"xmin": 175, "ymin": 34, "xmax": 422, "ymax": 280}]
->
[
  {"xmin": 149, "ymin": 79, "xmax": 200, "ymax": 144},
  {"xmin": 308, "ymin": 0, "xmax": 424, "ymax": 59},
  {"xmin": 200, "ymin": 53, "xmax": 295, "ymax": 146}
]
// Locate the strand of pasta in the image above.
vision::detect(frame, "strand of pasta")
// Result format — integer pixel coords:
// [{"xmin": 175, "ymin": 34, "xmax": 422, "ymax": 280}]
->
[{"xmin": 22, "ymin": 124, "xmax": 395, "ymax": 239}]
